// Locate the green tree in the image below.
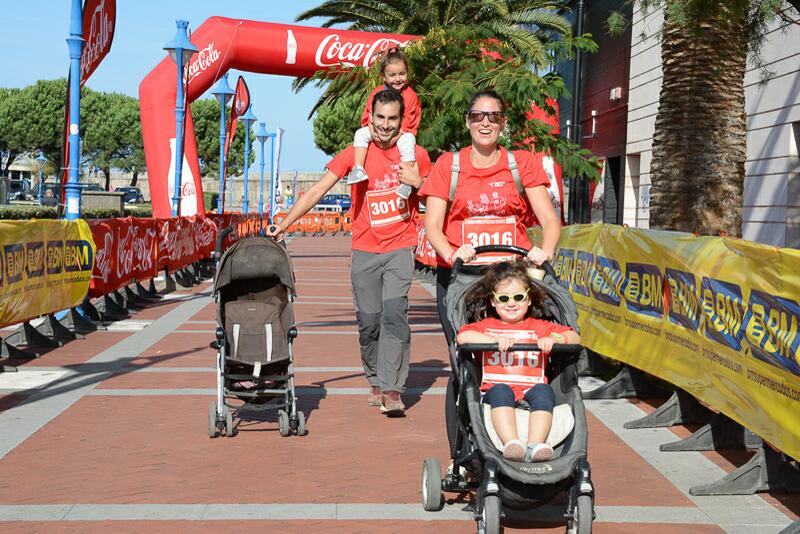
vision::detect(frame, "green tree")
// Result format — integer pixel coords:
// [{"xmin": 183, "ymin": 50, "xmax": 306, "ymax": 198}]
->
[
  {"xmin": 190, "ymin": 98, "xmax": 254, "ymax": 179},
  {"xmin": 82, "ymin": 91, "xmax": 143, "ymax": 190},
  {"xmin": 296, "ymin": 0, "xmax": 599, "ymax": 179},
  {"xmin": 608, "ymin": 0, "xmax": 800, "ymax": 235},
  {"xmin": 312, "ymin": 92, "xmax": 363, "ymax": 156}
]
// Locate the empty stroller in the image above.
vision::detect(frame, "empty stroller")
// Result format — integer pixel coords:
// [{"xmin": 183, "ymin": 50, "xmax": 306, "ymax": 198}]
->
[
  {"xmin": 421, "ymin": 245, "xmax": 593, "ymax": 534},
  {"xmin": 208, "ymin": 228, "xmax": 306, "ymax": 438}
]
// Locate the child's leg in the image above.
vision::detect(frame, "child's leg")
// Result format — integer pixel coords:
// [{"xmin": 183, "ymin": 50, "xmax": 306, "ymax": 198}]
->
[
  {"xmin": 484, "ymin": 384, "xmax": 518, "ymax": 444},
  {"xmin": 524, "ymin": 384, "xmax": 555, "ymax": 461},
  {"xmin": 348, "ymin": 127, "xmax": 372, "ymax": 184},
  {"xmin": 395, "ymin": 132, "xmax": 417, "ymax": 198}
]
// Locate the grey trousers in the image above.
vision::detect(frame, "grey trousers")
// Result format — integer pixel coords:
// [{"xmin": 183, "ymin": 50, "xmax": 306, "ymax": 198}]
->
[{"xmin": 351, "ymin": 247, "xmax": 413, "ymax": 392}]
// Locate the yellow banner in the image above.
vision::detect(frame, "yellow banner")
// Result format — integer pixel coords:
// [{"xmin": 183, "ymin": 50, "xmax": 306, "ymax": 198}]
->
[
  {"xmin": 0, "ymin": 220, "xmax": 95, "ymax": 328},
  {"xmin": 556, "ymin": 224, "xmax": 800, "ymax": 460}
]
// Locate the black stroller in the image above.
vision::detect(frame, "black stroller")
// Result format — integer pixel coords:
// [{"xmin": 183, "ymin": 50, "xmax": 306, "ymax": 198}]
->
[
  {"xmin": 208, "ymin": 228, "xmax": 306, "ymax": 438},
  {"xmin": 421, "ymin": 245, "xmax": 594, "ymax": 534}
]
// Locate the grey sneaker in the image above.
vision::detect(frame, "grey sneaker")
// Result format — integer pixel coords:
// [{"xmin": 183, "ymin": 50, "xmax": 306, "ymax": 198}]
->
[
  {"xmin": 396, "ymin": 183, "xmax": 413, "ymax": 199},
  {"xmin": 381, "ymin": 390, "xmax": 405, "ymax": 416},
  {"xmin": 367, "ymin": 386, "xmax": 382, "ymax": 406},
  {"xmin": 346, "ymin": 165, "xmax": 369, "ymax": 185}
]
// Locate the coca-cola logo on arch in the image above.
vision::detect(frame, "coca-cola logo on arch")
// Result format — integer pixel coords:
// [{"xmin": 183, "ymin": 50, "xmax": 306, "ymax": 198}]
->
[
  {"xmin": 186, "ymin": 42, "xmax": 220, "ymax": 83},
  {"xmin": 314, "ymin": 35, "xmax": 411, "ymax": 68}
]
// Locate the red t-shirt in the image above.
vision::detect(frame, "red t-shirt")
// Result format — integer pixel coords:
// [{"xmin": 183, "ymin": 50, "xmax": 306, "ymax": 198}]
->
[
  {"xmin": 327, "ymin": 144, "xmax": 432, "ymax": 253},
  {"xmin": 458, "ymin": 317, "xmax": 571, "ymax": 400},
  {"xmin": 360, "ymin": 85, "xmax": 421, "ymax": 135},
  {"xmin": 418, "ymin": 147, "xmax": 550, "ymax": 266}
]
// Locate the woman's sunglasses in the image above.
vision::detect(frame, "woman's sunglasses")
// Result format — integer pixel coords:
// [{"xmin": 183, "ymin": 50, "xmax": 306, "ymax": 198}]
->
[
  {"xmin": 467, "ymin": 110, "xmax": 506, "ymax": 124},
  {"xmin": 492, "ymin": 289, "xmax": 529, "ymax": 303}
]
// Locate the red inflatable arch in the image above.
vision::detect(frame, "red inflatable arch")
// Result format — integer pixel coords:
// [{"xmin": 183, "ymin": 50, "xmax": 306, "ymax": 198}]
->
[{"xmin": 139, "ymin": 17, "xmax": 416, "ymax": 218}]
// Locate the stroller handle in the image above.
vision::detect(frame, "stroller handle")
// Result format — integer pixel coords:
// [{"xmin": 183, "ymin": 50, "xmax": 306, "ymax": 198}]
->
[
  {"xmin": 458, "ymin": 343, "xmax": 582, "ymax": 354},
  {"xmin": 215, "ymin": 225, "xmax": 234, "ymax": 259},
  {"xmin": 450, "ymin": 245, "xmax": 557, "ymax": 280}
]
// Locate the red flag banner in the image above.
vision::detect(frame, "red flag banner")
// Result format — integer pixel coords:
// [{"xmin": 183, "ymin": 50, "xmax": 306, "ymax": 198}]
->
[
  {"xmin": 221, "ymin": 77, "xmax": 249, "ymax": 209},
  {"xmin": 81, "ymin": 0, "xmax": 116, "ymax": 85},
  {"xmin": 89, "ymin": 217, "xmax": 158, "ymax": 298}
]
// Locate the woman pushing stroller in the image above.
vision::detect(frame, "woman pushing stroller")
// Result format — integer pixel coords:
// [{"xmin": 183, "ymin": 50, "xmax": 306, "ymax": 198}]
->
[{"xmin": 457, "ymin": 260, "xmax": 579, "ymax": 463}]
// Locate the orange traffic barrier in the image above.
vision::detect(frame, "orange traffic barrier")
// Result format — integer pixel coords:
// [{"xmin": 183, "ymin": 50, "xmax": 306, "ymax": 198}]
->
[
  {"xmin": 341, "ymin": 210, "xmax": 353, "ymax": 234},
  {"xmin": 322, "ymin": 212, "xmax": 342, "ymax": 235}
]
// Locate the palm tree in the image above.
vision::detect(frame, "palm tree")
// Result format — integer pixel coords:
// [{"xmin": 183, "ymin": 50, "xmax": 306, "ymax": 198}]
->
[
  {"xmin": 296, "ymin": 0, "xmax": 573, "ymax": 67},
  {"xmin": 637, "ymin": 0, "xmax": 800, "ymax": 236}
]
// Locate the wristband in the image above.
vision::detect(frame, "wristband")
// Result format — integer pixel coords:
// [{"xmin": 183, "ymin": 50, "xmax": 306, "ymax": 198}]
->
[{"xmin": 550, "ymin": 332, "xmax": 565, "ymax": 343}]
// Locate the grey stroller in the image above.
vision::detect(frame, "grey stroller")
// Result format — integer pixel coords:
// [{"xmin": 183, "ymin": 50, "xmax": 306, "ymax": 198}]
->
[
  {"xmin": 421, "ymin": 245, "xmax": 594, "ymax": 534},
  {"xmin": 208, "ymin": 228, "xmax": 306, "ymax": 438}
]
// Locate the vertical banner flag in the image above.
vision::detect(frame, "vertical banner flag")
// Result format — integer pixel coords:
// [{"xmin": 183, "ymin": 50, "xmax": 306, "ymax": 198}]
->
[
  {"xmin": 60, "ymin": 0, "xmax": 117, "ymax": 199},
  {"xmin": 273, "ymin": 128, "xmax": 284, "ymax": 205},
  {"xmin": 221, "ymin": 76, "xmax": 250, "ymax": 207}
]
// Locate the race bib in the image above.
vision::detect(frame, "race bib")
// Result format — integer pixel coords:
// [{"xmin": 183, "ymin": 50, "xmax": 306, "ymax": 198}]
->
[
  {"xmin": 367, "ymin": 188, "xmax": 410, "ymax": 227},
  {"xmin": 462, "ymin": 216, "xmax": 517, "ymax": 265},
  {"xmin": 481, "ymin": 328, "xmax": 545, "ymax": 387}
]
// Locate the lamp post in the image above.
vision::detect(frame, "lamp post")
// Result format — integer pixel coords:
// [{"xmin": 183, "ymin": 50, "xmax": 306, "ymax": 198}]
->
[
  {"xmin": 164, "ymin": 20, "xmax": 198, "ymax": 218},
  {"xmin": 210, "ymin": 74, "xmax": 234, "ymax": 213},
  {"xmin": 256, "ymin": 122, "xmax": 268, "ymax": 229},
  {"xmin": 35, "ymin": 151, "xmax": 47, "ymax": 204},
  {"xmin": 64, "ymin": 0, "xmax": 83, "ymax": 220},
  {"xmin": 239, "ymin": 106, "xmax": 256, "ymax": 214}
]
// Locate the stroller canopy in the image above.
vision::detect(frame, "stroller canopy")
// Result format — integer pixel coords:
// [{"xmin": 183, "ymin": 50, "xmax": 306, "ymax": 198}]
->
[{"xmin": 214, "ymin": 237, "xmax": 295, "ymax": 294}]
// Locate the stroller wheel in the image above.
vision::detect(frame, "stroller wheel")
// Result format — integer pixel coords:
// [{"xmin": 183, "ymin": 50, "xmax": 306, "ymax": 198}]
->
[
  {"xmin": 224, "ymin": 407, "xmax": 235, "ymax": 437},
  {"xmin": 477, "ymin": 494, "xmax": 501, "ymax": 534},
  {"xmin": 421, "ymin": 458, "xmax": 443, "ymax": 511},
  {"xmin": 278, "ymin": 409, "xmax": 291, "ymax": 437},
  {"xmin": 296, "ymin": 411, "xmax": 307, "ymax": 436},
  {"xmin": 571, "ymin": 494, "xmax": 592, "ymax": 534},
  {"xmin": 207, "ymin": 401, "xmax": 218, "ymax": 439}
]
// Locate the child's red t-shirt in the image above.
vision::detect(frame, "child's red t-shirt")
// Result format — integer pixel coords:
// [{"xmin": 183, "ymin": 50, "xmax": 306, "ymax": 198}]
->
[
  {"xmin": 458, "ymin": 317, "xmax": 571, "ymax": 401},
  {"xmin": 360, "ymin": 85, "xmax": 421, "ymax": 135}
]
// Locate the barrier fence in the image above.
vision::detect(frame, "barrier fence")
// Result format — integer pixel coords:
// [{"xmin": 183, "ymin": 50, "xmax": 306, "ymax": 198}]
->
[
  {"xmin": 555, "ymin": 224, "xmax": 800, "ymax": 466},
  {"xmin": 0, "ymin": 212, "xmax": 264, "ymax": 362}
]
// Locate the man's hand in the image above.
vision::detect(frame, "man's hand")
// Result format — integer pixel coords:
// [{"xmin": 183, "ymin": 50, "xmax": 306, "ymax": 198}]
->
[
  {"xmin": 397, "ymin": 161, "xmax": 422, "ymax": 188},
  {"xmin": 265, "ymin": 223, "xmax": 286, "ymax": 242}
]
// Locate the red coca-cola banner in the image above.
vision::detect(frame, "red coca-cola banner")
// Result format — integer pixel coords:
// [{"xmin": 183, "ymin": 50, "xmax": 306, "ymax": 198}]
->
[
  {"xmin": 81, "ymin": 0, "xmax": 116, "ymax": 85},
  {"xmin": 157, "ymin": 217, "xmax": 199, "ymax": 272},
  {"xmin": 141, "ymin": 19, "xmax": 417, "ymax": 218},
  {"xmin": 414, "ymin": 216, "xmax": 437, "ymax": 268},
  {"xmin": 89, "ymin": 217, "xmax": 158, "ymax": 298}
]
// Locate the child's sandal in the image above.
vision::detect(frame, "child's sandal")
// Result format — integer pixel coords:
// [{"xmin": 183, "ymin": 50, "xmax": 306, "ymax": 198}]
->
[
  {"xmin": 526, "ymin": 442, "xmax": 554, "ymax": 462},
  {"xmin": 501, "ymin": 439, "xmax": 526, "ymax": 462}
]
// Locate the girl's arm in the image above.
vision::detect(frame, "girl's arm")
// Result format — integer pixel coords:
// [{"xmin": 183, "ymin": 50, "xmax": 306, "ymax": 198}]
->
[{"xmin": 457, "ymin": 330, "xmax": 515, "ymax": 352}]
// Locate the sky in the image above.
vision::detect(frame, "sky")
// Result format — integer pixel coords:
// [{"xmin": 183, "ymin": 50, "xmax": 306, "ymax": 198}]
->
[{"xmin": 0, "ymin": 0, "xmax": 333, "ymax": 172}]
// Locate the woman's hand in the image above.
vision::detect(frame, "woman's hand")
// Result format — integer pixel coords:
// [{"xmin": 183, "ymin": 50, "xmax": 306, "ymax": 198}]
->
[
  {"xmin": 451, "ymin": 244, "xmax": 476, "ymax": 265},
  {"xmin": 526, "ymin": 246, "xmax": 552, "ymax": 266},
  {"xmin": 493, "ymin": 335, "xmax": 515, "ymax": 352}
]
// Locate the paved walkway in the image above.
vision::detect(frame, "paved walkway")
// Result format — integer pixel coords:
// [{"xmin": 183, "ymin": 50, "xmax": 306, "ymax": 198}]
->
[{"xmin": 0, "ymin": 235, "xmax": 797, "ymax": 533}]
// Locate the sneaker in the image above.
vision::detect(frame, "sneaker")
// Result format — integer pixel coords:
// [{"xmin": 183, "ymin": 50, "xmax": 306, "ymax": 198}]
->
[
  {"xmin": 396, "ymin": 183, "xmax": 413, "ymax": 199},
  {"xmin": 501, "ymin": 439, "xmax": 526, "ymax": 462},
  {"xmin": 367, "ymin": 386, "xmax": 382, "ymax": 406},
  {"xmin": 346, "ymin": 165, "xmax": 369, "ymax": 185},
  {"xmin": 526, "ymin": 442, "xmax": 554, "ymax": 462},
  {"xmin": 381, "ymin": 390, "xmax": 405, "ymax": 416}
]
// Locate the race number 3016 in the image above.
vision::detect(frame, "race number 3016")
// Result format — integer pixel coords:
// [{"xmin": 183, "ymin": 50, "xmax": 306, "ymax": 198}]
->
[{"xmin": 367, "ymin": 189, "xmax": 410, "ymax": 227}]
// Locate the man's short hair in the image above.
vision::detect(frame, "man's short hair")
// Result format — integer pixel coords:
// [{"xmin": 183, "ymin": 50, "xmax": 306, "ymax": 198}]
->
[{"xmin": 371, "ymin": 89, "xmax": 405, "ymax": 118}]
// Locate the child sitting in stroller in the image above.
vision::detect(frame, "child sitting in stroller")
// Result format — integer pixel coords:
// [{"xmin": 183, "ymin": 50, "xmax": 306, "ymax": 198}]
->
[{"xmin": 456, "ymin": 259, "xmax": 580, "ymax": 463}]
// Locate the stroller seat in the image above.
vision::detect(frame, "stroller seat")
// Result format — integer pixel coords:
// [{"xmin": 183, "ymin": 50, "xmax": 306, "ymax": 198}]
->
[
  {"xmin": 481, "ymin": 402, "xmax": 575, "ymax": 452},
  {"xmin": 224, "ymin": 289, "xmax": 289, "ymax": 368}
]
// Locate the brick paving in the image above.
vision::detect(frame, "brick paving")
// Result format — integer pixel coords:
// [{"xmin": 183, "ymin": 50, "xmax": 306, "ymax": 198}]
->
[{"xmin": 0, "ymin": 235, "xmax": 795, "ymax": 532}]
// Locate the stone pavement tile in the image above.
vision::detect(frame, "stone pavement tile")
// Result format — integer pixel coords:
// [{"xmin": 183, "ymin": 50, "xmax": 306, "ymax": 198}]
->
[
  {"xmin": 0, "ymin": 393, "xmax": 26, "ymax": 415},
  {"xmin": 0, "ymin": 520, "xmax": 475, "ymax": 533},
  {"xmin": 126, "ymin": 300, "xmax": 183, "ymax": 320},
  {"xmin": 0, "ymin": 395, "xmax": 451, "ymax": 504},
  {"xmin": 586, "ymin": 411, "xmax": 694, "ymax": 507},
  {"xmin": 630, "ymin": 397, "xmax": 800, "ymax": 521},
  {"xmin": 187, "ymin": 303, "xmax": 218, "ymax": 322},
  {"xmin": 1, "ymin": 332, "xmax": 132, "ymax": 369}
]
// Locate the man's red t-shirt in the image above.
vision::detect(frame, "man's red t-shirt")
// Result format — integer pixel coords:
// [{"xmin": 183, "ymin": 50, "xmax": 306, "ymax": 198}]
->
[
  {"xmin": 327, "ymin": 144, "xmax": 432, "ymax": 254},
  {"xmin": 418, "ymin": 147, "xmax": 550, "ymax": 266},
  {"xmin": 458, "ymin": 317, "xmax": 571, "ymax": 401},
  {"xmin": 360, "ymin": 85, "xmax": 421, "ymax": 135}
]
